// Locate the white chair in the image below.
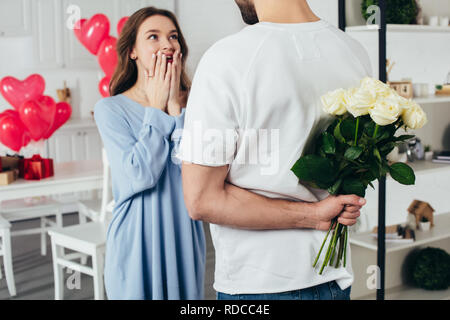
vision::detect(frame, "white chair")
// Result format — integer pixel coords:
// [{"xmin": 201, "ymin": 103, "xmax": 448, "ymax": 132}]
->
[
  {"xmin": 0, "ymin": 214, "xmax": 16, "ymax": 296},
  {"xmin": 0, "ymin": 198, "xmax": 63, "ymax": 256},
  {"xmin": 48, "ymin": 149, "xmax": 113, "ymax": 300}
]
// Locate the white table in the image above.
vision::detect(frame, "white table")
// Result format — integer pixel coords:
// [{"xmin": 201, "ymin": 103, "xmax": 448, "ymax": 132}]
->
[{"xmin": 0, "ymin": 160, "xmax": 103, "ymax": 202}]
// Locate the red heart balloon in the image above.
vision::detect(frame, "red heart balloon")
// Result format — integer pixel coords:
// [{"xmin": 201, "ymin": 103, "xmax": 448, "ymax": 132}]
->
[
  {"xmin": 0, "ymin": 109, "xmax": 19, "ymax": 120},
  {"xmin": 117, "ymin": 16, "xmax": 129, "ymax": 36},
  {"xmin": 0, "ymin": 74, "xmax": 45, "ymax": 110},
  {"xmin": 74, "ymin": 14, "xmax": 110, "ymax": 55},
  {"xmin": 99, "ymin": 76, "xmax": 111, "ymax": 97},
  {"xmin": 37, "ymin": 95, "xmax": 57, "ymax": 129},
  {"xmin": 19, "ymin": 97, "xmax": 56, "ymax": 141},
  {"xmin": 44, "ymin": 102, "xmax": 72, "ymax": 139},
  {"xmin": 98, "ymin": 36, "xmax": 118, "ymax": 78},
  {"xmin": 0, "ymin": 112, "xmax": 30, "ymax": 152}
]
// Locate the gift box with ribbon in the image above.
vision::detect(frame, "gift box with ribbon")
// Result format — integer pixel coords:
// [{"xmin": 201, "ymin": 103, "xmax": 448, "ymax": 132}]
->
[{"xmin": 20, "ymin": 154, "xmax": 54, "ymax": 180}]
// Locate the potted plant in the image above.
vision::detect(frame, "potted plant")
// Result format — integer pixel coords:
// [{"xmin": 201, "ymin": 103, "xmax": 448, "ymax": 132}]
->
[
  {"xmin": 424, "ymin": 145, "xmax": 433, "ymax": 161},
  {"xmin": 361, "ymin": 0, "xmax": 419, "ymax": 24},
  {"xmin": 419, "ymin": 216, "xmax": 431, "ymax": 231}
]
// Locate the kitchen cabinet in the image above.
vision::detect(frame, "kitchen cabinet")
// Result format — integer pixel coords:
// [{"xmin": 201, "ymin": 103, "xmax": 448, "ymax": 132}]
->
[
  {"xmin": 46, "ymin": 119, "xmax": 102, "ymax": 163},
  {"xmin": 45, "ymin": 118, "xmax": 102, "ymax": 209},
  {"xmin": 31, "ymin": 0, "xmax": 64, "ymax": 68},
  {"xmin": 0, "ymin": 0, "xmax": 31, "ymax": 37}
]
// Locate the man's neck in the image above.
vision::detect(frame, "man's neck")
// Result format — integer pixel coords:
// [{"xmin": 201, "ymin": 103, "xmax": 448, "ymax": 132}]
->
[{"xmin": 255, "ymin": 0, "xmax": 320, "ymax": 24}]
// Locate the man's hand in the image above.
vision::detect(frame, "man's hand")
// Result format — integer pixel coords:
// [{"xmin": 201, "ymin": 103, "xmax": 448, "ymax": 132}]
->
[{"xmin": 313, "ymin": 195, "xmax": 366, "ymax": 231}]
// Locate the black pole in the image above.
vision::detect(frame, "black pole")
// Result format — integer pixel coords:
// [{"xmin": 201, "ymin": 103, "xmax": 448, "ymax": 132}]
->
[
  {"xmin": 338, "ymin": 0, "xmax": 346, "ymax": 30},
  {"xmin": 377, "ymin": 0, "xmax": 387, "ymax": 301}
]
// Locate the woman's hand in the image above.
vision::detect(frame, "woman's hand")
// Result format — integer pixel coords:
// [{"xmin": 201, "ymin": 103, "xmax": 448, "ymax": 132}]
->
[
  {"xmin": 167, "ymin": 50, "xmax": 183, "ymax": 116},
  {"xmin": 144, "ymin": 51, "xmax": 171, "ymax": 112}
]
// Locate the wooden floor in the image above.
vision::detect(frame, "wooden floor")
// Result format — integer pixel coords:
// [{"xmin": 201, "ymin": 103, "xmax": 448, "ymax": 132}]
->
[{"xmin": 0, "ymin": 213, "xmax": 216, "ymax": 300}]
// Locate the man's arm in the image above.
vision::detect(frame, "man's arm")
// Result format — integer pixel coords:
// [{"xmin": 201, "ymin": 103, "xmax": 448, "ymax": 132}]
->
[{"xmin": 182, "ymin": 162, "xmax": 366, "ymax": 231}]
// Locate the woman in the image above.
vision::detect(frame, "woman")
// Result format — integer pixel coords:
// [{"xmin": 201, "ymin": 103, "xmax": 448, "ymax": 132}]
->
[{"xmin": 94, "ymin": 7, "xmax": 206, "ymax": 300}]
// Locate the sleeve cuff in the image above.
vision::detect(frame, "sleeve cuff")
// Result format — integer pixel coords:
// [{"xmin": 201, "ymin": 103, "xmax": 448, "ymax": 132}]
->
[
  {"xmin": 143, "ymin": 107, "xmax": 175, "ymax": 138},
  {"xmin": 173, "ymin": 108, "xmax": 186, "ymax": 131}
]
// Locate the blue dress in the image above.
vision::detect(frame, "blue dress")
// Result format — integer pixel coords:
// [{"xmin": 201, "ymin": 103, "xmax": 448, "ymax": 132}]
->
[{"xmin": 94, "ymin": 94, "xmax": 206, "ymax": 300}]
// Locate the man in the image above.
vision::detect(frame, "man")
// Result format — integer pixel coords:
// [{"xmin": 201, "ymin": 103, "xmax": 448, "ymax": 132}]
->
[{"xmin": 178, "ymin": 0, "xmax": 372, "ymax": 300}]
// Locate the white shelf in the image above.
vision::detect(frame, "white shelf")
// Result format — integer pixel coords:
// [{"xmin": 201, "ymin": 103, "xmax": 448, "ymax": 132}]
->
[
  {"xmin": 358, "ymin": 284, "xmax": 450, "ymax": 300},
  {"xmin": 407, "ymin": 160, "xmax": 450, "ymax": 175},
  {"xmin": 350, "ymin": 212, "xmax": 450, "ymax": 253},
  {"xmin": 414, "ymin": 95, "xmax": 450, "ymax": 104},
  {"xmin": 346, "ymin": 24, "xmax": 450, "ymax": 33}
]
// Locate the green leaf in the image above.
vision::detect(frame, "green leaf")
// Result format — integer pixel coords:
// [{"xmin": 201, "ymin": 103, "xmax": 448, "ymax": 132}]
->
[
  {"xmin": 291, "ymin": 155, "xmax": 336, "ymax": 188},
  {"xmin": 326, "ymin": 118, "xmax": 340, "ymax": 135},
  {"xmin": 327, "ymin": 178, "xmax": 342, "ymax": 195},
  {"xmin": 341, "ymin": 177, "xmax": 366, "ymax": 197},
  {"xmin": 341, "ymin": 118, "xmax": 357, "ymax": 142},
  {"xmin": 362, "ymin": 170, "xmax": 377, "ymax": 183},
  {"xmin": 379, "ymin": 142, "xmax": 396, "ymax": 156},
  {"xmin": 395, "ymin": 135, "xmax": 415, "ymax": 142},
  {"xmin": 333, "ymin": 122, "xmax": 346, "ymax": 144},
  {"xmin": 322, "ymin": 132, "xmax": 336, "ymax": 154},
  {"xmin": 344, "ymin": 146, "xmax": 364, "ymax": 161},
  {"xmin": 373, "ymin": 148, "xmax": 381, "ymax": 163},
  {"xmin": 389, "ymin": 162, "xmax": 416, "ymax": 185}
]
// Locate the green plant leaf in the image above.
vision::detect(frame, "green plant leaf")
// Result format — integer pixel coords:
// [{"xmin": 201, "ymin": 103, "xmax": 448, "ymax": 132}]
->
[
  {"xmin": 341, "ymin": 177, "xmax": 366, "ymax": 197},
  {"xmin": 379, "ymin": 142, "xmax": 396, "ymax": 156},
  {"xmin": 389, "ymin": 162, "xmax": 416, "ymax": 185},
  {"xmin": 373, "ymin": 148, "xmax": 381, "ymax": 162},
  {"xmin": 322, "ymin": 132, "xmax": 336, "ymax": 155},
  {"xmin": 291, "ymin": 155, "xmax": 336, "ymax": 188},
  {"xmin": 362, "ymin": 0, "xmax": 418, "ymax": 24},
  {"xmin": 395, "ymin": 135, "xmax": 415, "ymax": 142},
  {"xmin": 328, "ymin": 178, "xmax": 342, "ymax": 195},
  {"xmin": 341, "ymin": 118, "xmax": 357, "ymax": 142},
  {"xmin": 344, "ymin": 146, "xmax": 364, "ymax": 161},
  {"xmin": 333, "ymin": 122, "xmax": 346, "ymax": 144}
]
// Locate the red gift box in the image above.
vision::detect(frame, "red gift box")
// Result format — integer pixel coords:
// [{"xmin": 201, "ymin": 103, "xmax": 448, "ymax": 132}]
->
[{"xmin": 20, "ymin": 154, "xmax": 54, "ymax": 180}]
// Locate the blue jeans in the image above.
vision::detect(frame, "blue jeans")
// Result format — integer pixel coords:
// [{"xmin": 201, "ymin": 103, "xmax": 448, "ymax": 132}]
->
[{"xmin": 217, "ymin": 281, "xmax": 351, "ymax": 300}]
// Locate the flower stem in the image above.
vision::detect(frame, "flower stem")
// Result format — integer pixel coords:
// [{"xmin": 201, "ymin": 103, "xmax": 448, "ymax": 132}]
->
[
  {"xmin": 313, "ymin": 219, "xmax": 335, "ymax": 268},
  {"xmin": 335, "ymin": 229, "xmax": 345, "ymax": 268},
  {"xmin": 320, "ymin": 222, "xmax": 341, "ymax": 274},
  {"xmin": 319, "ymin": 230, "xmax": 334, "ymax": 274},
  {"xmin": 329, "ymin": 224, "xmax": 343, "ymax": 266},
  {"xmin": 343, "ymin": 226, "xmax": 348, "ymax": 267},
  {"xmin": 372, "ymin": 124, "xmax": 379, "ymax": 139},
  {"xmin": 354, "ymin": 117, "xmax": 360, "ymax": 146}
]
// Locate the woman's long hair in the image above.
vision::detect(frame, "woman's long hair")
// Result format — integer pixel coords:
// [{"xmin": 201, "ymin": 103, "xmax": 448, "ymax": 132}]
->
[{"xmin": 110, "ymin": 7, "xmax": 191, "ymax": 96}]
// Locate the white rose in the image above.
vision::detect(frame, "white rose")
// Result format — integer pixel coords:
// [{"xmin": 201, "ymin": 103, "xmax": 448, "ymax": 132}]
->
[
  {"xmin": 402, "ymin": 101, "xmax": 427, "ymax": 129},
  {"xmin": 368, "ymin": 95, "xmax": 402, "ymax": 126},
  {"xmin": 360, "ymin": 77, "xmax": 393, "ymax": 99},
  {"xmin": 345, "ymin": 87, "xmax": 375, "ymax": 117},
  {"xmin": 321, "ymin": 88, "xmax": 347, "ymax": 115}
]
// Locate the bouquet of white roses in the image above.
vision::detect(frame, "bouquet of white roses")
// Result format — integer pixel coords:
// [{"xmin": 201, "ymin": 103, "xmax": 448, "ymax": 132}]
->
[{"xmin": 291, "ymin": 77, "xmax": 427, "ymax": 274}]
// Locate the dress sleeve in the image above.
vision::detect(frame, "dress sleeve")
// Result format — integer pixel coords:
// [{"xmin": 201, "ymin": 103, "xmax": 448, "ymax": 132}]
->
[{"xmin": 94, "ymin": 99, "xmax": 175, "ymax": 195}]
